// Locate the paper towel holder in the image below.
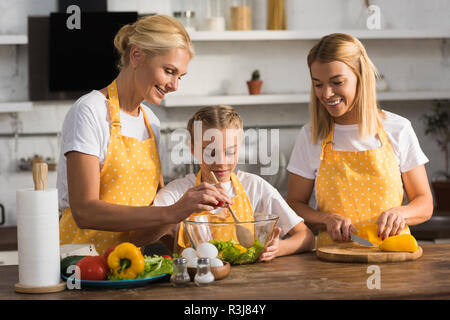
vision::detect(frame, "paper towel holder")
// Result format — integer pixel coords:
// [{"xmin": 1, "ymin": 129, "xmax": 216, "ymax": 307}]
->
[
  {"xmin": 32, "ymin": 162, "xmax": 48, "ymax": 191},
  {"xmin": 14, "ymin": 161, "xmax": 66, "ymax": 294}
]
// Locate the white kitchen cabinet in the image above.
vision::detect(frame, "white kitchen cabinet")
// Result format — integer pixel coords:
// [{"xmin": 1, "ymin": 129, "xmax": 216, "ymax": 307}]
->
[
  {"xmin": 0, "ymin": 251, "xmax": 18, "ymax": 266},
  {"xmin": 0, "ymin": 102, "xmax": 32, "ymax": 113},
  {"xmin": 0, "ymin": 35, "xmax": 30, "ymax": 113},
  {"xmin": 0, "ymin": 34, "xmax": 27, "ymax": 45}
]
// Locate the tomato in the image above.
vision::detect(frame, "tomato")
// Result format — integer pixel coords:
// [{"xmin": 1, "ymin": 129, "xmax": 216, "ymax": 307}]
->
[
  {"xmin": 162, "ymin": 255, "xmax": 172, "ymax": 260},
  {"xmin": 217, "ymin": 201, "xmax": 225, "ymax": 208},
  {"xmin": 76, "ymin": 256, "xmax": 109, "ymax": 281},
  {"xmin": 103, "ymin": 245, "xmax": 118, "ymax": 262}
]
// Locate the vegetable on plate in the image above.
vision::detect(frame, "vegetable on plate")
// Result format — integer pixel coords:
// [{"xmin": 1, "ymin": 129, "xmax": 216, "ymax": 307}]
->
[
  {"xmin": 76, "ymin": 256, "xmax": 109, "ymax": 281},
  {"xmin": 107, "ymin": 242, "xmax": 145, "ymax": 280}
]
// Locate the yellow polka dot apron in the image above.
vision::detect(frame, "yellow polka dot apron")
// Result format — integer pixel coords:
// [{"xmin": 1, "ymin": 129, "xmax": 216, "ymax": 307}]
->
[
  {"xmin": 177, "ymin": 170, "xmax": 254, "ymax": 248},
  {"xmin": 316, "ymin": 123, "xmax": 410, "ymax": 248},
  {"xmin": 59, "ymin": 80, "xmax": 161, "ymax": 255}
]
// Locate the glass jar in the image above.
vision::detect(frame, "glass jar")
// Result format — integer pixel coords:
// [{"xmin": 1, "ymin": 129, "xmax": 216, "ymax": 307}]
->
[
  {"xmin": 170, "ymin": 257, "xmax": 191, "ymax": 287},
  {"xmin": 173, "ymin": 11, "xmax": 197, "ymax": 33},
  {"xmin": 229, "ymin": 0, "xmax": 252, "ymax": 30},
  {"xmin": 204, "ymin": 0, "xmax": 226, "ymax": 31},
  {"xmin": 267, "ymin": 0, "xmax": 286, "ymax": 30},
  {"xmin": 194, "ymin": 257, "xmax": 215, "ymax": 286}
]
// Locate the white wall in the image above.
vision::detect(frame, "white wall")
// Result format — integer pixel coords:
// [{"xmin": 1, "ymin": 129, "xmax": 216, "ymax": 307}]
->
[{"xmin": 0, "ymin": 0, "xmax": 449, "ymax": 226}]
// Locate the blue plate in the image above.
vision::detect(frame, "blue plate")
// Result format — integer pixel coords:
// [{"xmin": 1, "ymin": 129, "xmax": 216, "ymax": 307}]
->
[{"xmin": 61, "ymin": 274, "xmax": 169, "ymax": 289}]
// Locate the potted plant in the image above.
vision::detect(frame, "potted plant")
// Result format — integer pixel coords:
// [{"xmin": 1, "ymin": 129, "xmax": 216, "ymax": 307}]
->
[
  {"xmin": 422, "ymin": 100, "xmax": 450, "ymax": 212},
  {"xmin": 246, "ymin": 70, "xmax": 263, "ymax": 95}
]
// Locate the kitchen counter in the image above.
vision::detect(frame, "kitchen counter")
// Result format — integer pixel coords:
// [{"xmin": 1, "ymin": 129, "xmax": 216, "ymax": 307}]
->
[
  {"xmin": 0, "ymin": 227, "xmax": 17, "ymax": 251},
  {"xmin": 1, "ymin": 243, "xmax": 450, "ymax": 300}
]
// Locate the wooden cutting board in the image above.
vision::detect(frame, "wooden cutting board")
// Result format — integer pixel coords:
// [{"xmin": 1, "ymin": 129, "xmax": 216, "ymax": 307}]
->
[{"xmin": 316, "ymin": 242, "xmax": 423, "ymax": 263}]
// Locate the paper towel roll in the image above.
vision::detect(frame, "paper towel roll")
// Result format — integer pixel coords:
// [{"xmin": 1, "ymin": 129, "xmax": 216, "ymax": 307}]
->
[{"xmin": 16, "ymin": 188, "xmax": 60, "ymax": 287}]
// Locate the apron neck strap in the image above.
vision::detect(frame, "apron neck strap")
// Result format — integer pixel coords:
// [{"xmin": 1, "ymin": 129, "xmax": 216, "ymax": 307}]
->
[
  {"xmin": 320, "ymin": 123, "xmax": 335, "ymax": 161},
  {"xmin": 107, "ymin": 80, "xmax": 121, "ymax": 135}
]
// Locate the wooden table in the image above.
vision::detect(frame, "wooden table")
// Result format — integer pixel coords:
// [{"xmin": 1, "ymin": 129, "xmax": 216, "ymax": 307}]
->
[{"xmin": 1, "ymin": 244, "xmax": 450, "ymax": 300}]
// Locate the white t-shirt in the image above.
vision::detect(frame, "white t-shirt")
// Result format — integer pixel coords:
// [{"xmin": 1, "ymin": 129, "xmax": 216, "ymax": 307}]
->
[
  {"xmin": 153, "ymin": 171, "xmax": 304, "ymax": 238},
  {"xmin": 287, "ymin": 110, "xmax": 429, "ymax": 181},
  {"xmin": 57, "ymin": 90, "xmax": 161, "ymax": 210}
]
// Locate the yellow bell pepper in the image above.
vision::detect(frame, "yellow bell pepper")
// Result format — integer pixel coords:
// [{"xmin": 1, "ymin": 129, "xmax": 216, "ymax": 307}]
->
[
  {"xmin": 234, "ymin": 244, "xmax": 247, "ymax": 254},
  {"xmin": 357, "ymin": 224, "xmax": 383, "ymax": 245},
  {"xmin": 107, "ymin": 242, "xmax": 145, "ymax": 280},
  {"xmin": 379, "ymin": 234, "xmax": 419, "ymax": 253}
]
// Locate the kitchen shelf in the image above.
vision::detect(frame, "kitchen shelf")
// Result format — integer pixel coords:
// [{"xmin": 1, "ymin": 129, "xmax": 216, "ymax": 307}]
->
[
  {"xmin": 0, "ymin": 35, "xmax": 28, "ymax": 45},
  {"xmin": 189, "ymin": 29, "xmax": 450, "ymax": 41},
  {"xmin": 0, "ymin": 102, "xmax": 33, "ymax": 113},
  {"xmin": 377, "ymin": 90, "xmax": 450, "ymax": 101},
  {"xmin": 161, "ymin": 90, "xmax": 450, "ymax": 107},
  {"xmin": 161, "ymin": 93, "xmax": 310, "ymax": 107}
]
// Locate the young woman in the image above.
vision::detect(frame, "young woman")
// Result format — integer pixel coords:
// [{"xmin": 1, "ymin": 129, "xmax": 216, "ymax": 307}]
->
[
  {"xmin": 131, "ymin": 105, "xmax": 315, "ymax": 260},
  {"xmin": 58, "ymin": 15, "xmax": 232, "ymax": 255},
  {"xmin": 286, "ymin": 33, "xmax": 433, "ymax": 248}
]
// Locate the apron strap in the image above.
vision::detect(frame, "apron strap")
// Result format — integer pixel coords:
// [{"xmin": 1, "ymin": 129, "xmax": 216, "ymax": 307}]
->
[
  {"xmin": 320, "ymin": 124, "xmax": 334, "ymax": 161},
  {"xmin": 376, "ymin": 122, "xmax": 390, "ymax": 148},
  {"xmin": 140, "ymin": 105, "xmax": 157, "ymax": 141},
  {"xmin": 107, "ymin": 80, "xmax": 121, "ymax": 137}
]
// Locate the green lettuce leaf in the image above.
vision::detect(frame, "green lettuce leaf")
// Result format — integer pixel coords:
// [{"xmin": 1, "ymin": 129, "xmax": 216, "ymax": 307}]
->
[
  {"xmin": 210, "ymin": 239, "xmax": 264, "ymax": 265},
  {"xmin": 137, "ymin": 255, "xmax": 173, "ymax": 279},
  {"xmin": 107, "ymin": 255, "xmax": 173, "ymax": 280}
]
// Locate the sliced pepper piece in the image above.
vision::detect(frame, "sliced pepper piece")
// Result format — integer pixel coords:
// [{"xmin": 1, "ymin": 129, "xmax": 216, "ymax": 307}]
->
[
  {"xmin": 379, "ymin": 234, "xmax": 419, "ymax": 253},
  {"xmin": 234, "ymin": 244, "xmax": 247, "ymax": 254},
  {"xmin": 107, "ymin": 242, "xmax": 145, "ymax": 280},
  {"xmin": 357, "ymin": 224, "xmax": 383, "ymax": 245}
]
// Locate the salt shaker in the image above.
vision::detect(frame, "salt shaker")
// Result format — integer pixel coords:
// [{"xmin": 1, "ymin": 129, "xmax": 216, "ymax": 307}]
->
[
  {"xmin": 194, "ymin": 257, "xmax": 215, "ymax": 286},
  {"xmin": 170, "ymin": 257, "xmax": 191, "ymax": 287}
]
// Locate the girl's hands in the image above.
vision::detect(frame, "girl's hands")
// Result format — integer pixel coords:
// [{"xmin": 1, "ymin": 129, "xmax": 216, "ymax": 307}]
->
[
  {"xmin": 171, "ymin": 182, "xmax": 233, "ymax": 221},
  {"xmin": 376, "ymin": 207, "xmax": 406, "ymax": 240},
  {"xmin": 259, "ymin": 227, "xmax": 281, "ymax": 262},
  {"xmin": 323, "ymin": 213, "xmax": 357, "ymax": 242}
]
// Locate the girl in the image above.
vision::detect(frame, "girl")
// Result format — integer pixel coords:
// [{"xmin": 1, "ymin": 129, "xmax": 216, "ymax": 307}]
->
[
  {"xmin": 286, "ymin": 33, "xmax": 433, "ymax": 248},
  {"xmin": 132, "ymin": 105, "xmax": 315, "ymax": 261},
  {"xmin": 58, "ymin": 15, "xmax": 231, "ymax": 255}
]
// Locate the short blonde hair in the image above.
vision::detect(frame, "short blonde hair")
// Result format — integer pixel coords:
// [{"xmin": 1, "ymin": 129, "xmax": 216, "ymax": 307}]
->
[
  {"xmin": 114, "ymin": 14, "xmax": 195, "ymax": 70},
  {"xmin": 307, "ymin": 33, "xmax": 383, "ymax": 143},
  {"xmin": 187, "ymin": 105, "xmax": 243, "ymax": 145}
]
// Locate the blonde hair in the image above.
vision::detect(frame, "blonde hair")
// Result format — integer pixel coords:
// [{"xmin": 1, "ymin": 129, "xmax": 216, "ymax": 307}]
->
[
  {"xmin": 307, "ymin": 33, "xmax": 384, "ymax": 144},
  {"xmin": 187, "ymin": 105, "xmax": 243, "ymax": 145},
  {"xmin": 114, "ymin": 14, "xmax": 195, "ymax": 70}
]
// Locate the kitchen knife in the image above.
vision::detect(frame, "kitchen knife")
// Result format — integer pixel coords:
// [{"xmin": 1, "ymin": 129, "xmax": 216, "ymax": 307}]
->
[{"xmin": 350, "ymin": 233, "xmax": 375, "ymax": 247}]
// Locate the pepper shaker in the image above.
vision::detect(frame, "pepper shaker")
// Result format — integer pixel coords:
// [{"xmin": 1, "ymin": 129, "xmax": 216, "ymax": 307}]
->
[{"xmin": 170, "ymin": 257, "xmax": 191, "ymax": 287}]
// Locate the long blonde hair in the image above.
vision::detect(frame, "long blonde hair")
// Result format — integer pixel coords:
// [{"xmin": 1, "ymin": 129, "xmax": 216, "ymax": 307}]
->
[
  {"xmin": 307, "ymin": 33, "xmax": 383, "ymax": 143},
  {"xmin": 114, "ymin": 14, "xmax": 195, "ymax": 70}
]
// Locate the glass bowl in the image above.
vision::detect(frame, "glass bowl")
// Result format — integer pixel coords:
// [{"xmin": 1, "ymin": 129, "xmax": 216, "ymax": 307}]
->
[{"xmin": 183, "ymin": 213, "xmax": 279, "ymax": 265}]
